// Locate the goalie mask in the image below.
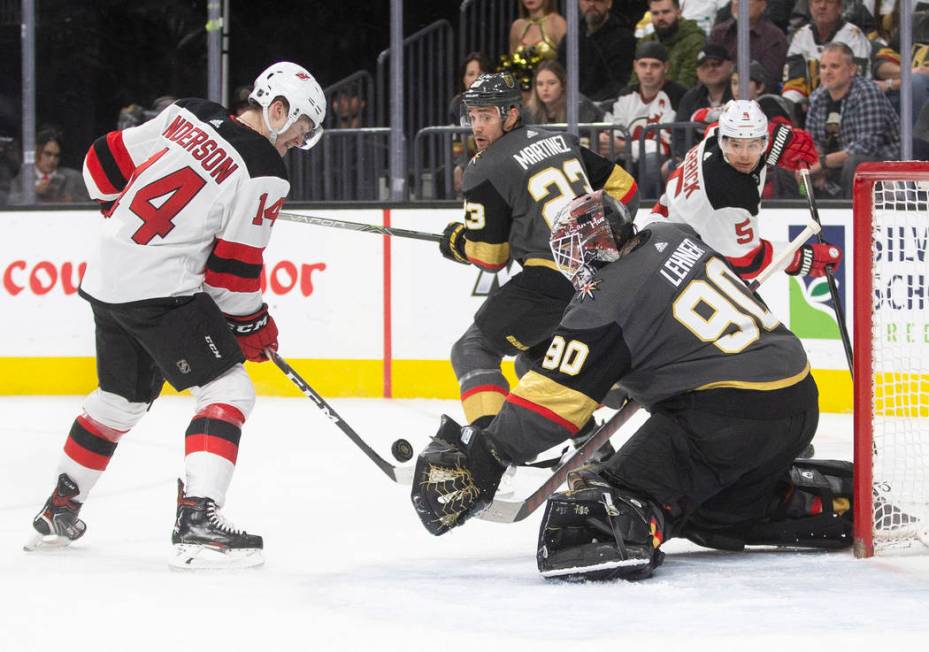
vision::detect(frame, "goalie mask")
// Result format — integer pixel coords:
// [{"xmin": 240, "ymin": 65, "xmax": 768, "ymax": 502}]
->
[
  {"xmin": 249, "ymin": 62, "xmax": 326, "ymax": 150},
  {"xmin": 550, "ymin": 190, "xmax": 633, "ymax": 291}
]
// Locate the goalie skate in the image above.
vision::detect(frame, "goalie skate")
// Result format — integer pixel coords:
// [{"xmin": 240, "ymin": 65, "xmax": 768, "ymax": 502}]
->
[
  {"xmin": 170, "ymin": 480, "xmax": 264, "ymax": 570},
  {"xmin": 24, "ymin": 474, "xmax": 86, "ymax": 552}
]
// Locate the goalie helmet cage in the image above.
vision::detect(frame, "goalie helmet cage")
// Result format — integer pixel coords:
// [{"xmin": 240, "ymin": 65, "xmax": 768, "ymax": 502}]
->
[{"xmin": 853, "ymin": 161, "xmax": 929, "ymax": 558}]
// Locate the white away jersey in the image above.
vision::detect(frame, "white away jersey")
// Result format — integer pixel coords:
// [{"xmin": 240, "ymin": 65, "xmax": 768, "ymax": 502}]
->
[
  {"xmin": 782, "ymin": 21, "xmax": 872, "ymax": 103},
  {"xmin": 639, "ymin": 131, "xmax": 788, "ymax": 281},
  {"xmin": 605, "ymin": 88, "xmax": 677, "ymax": 160},
  {"xmin": 81, "ymin": 98, "xmax": 289, "ymax": 315}
]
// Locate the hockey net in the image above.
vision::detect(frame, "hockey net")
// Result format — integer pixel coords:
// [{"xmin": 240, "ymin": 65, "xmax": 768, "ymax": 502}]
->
[{"xmin": 853, "ymin": 162, "xmax": 929, "ymax": 557}]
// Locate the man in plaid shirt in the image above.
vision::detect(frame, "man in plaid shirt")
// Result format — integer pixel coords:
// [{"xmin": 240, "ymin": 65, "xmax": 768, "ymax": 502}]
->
[{"xmin": 804, "ymin": 42, "xmax": 900, "ymax": 198}]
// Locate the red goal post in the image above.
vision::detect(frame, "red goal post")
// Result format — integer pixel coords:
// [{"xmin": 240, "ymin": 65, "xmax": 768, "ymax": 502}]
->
[{"xmin": 853, "ymin": 161, "xmax": 929, "ymax": 558}]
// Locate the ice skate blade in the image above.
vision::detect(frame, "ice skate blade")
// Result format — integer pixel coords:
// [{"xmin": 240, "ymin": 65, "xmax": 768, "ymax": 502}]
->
[
  {"xmin": 170, "ymin": 543, "xmax": 264, "ymax": 570},
  {"xmin": 23, "ymin": 532, "xmax": 75, "ymax": 552}
]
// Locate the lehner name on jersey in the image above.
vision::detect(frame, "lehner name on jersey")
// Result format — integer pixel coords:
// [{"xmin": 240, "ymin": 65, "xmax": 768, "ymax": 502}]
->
[
  {"xmin": 659, "ymin": 237, "xmax": 706, "ymax": 287},
  {"xmin": 512, "ymin": 134, "xmax": 571, "ymax": 170}
]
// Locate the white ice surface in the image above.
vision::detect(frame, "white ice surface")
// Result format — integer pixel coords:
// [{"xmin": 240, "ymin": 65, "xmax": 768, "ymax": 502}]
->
[{"xmin": 2, "ymin": 396, "xmax": 929, "ymax": 652}]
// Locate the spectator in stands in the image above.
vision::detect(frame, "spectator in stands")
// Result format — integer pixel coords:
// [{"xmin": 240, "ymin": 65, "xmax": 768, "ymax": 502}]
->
[
  {"xmin": 510, "ymin": 0, "xmax": 566, "ymax": 62},
  {"xmin": 681, "ymin": 0, "xmax": 730, "ymax": 35},
  {"xmin": 8, "ymin": 128, "xmax": 89, "ymax": 205},
  {"xmin": 331, "ymin": 91, "xmax": 367, "ymax": 129},
  {"xmin": 601, "ymin": 41, "xmax": 687, "ymax": 197},
  {"xmin": 731, "ymin": 60, "xmax": 770, "ymax": 100},
  {"xmin": 450, "ymin": 53, "xmax": 494, "ymax": 195},
  {"xmin": 525, "ymin": 60, "xmax": 606, "ymax": 125},
  {"xmin": 673, "ymin": 43, "xmax": 734, "ymax": 159},
  {"xmin": 782, "ymin": 0, "xmax": 871, "ymax": 105},
  {"xmin": 805, "ymin": 42, "xmax": 900, "ymax": 197},
  {"xmin": 709, "ymin": 0, "xmax": 788, "ymax": 93},
  {"xmin": 556, "ymin": 0, "xmax": 637, "ymax": 102},
  {"xmin": 448, "ymin": 52, "xmax": 494, "ymax": 125},
  {"xmin": 633, "ymin": 0, "xmax": 706, "ymax": 88},
  {"xmin": 870, "ymin": 7, "xmax": 929, "ymax": 130}
]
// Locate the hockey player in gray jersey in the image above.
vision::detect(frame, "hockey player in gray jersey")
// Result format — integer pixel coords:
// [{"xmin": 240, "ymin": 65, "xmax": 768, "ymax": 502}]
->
[
  {"xmin": 439, "ymin": 72, "xmax": 639, "ymax": 429},
  {"xmin": 412, "ymin": 190, "xmax": 854, "ymax": 580}
]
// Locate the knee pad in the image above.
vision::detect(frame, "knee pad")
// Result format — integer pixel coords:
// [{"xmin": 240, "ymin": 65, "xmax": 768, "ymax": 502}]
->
[
  {"xmin": 450, "ymin": 324, "xmax": 502, "ymax": 379},
  {"xmin": 83, "ymin": 388, "xmax": 150, "ymax": 433},
  {"xmin": 190, "ymin": 364, "xmax": 256, "ymax": 420},
  {"xmin": 537, "ymin": 485, "xmax": 666, "ymax": 582},
  {"xmin": 779, "ymin": 459, "xmax": 854, "ymax": 519}
]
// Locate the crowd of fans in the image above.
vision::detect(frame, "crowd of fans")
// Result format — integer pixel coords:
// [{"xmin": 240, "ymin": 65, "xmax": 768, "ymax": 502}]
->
[
  {"xmin": 1, "ymin": 0, "xmax": 925, "ymax": 205},
  {"xmin": 448, "ymin": 0, "xmax": 927, "ymax": 199}
]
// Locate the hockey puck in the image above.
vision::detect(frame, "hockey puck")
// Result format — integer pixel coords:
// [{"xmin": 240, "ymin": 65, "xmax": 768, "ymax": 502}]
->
[{"xmin": 391, "ymin": 438, "xmax": 414, "ymax": 463}]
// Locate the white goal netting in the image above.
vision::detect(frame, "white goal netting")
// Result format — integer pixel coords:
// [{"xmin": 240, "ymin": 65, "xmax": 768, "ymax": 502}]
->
[{"xmin": 868, "ymin": 177, "xmax": 929, "ymax": 553}]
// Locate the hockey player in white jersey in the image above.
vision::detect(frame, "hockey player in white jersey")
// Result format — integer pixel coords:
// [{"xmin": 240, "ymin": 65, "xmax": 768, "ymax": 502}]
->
[
  {"xmin": 642, "ymin": 99, "xmax": 842, "ymax": 281},
  {"xmin": 25, "ymin": 62, "xmax": 325, "ymax": 569}
]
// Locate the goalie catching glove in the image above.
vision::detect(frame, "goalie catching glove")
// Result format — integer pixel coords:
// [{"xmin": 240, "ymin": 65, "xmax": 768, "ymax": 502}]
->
[
  {"xmin": 410, "ymin": 415, "xmax": 508, "ymax": 535},
  {"xmin": 439, "ymin": 222, "xmax": 469, "ymax": 265},
  {"xmin": 785, "ymin": 242, "xmax": 842, "ymax": 278},
  {"xmin": 226, "ymin": 303, "xmax": 278, "ymax": 362},
  {"xmin": 765, "ymin": 119, "xmax": 817, "ymax": 171}
]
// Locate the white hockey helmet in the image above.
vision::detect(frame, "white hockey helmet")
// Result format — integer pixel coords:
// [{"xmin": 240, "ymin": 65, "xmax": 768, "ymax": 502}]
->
[
  {"xmin": 718, "ymin": 99, "xmax": 768, "ymax": 143},
  {"xmin": 249, "ymin": 62, "xmax": 326, "ymax": 150}
]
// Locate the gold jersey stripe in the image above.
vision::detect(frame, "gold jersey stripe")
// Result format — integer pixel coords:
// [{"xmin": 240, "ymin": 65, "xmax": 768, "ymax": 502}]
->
[
  {"xmin": 465, "ymin": 239, "xmax": 510, "ymax": 267},
  {"xmin": 523, "ymin": 258, "xmax": 561, "ymax": 271},
  {"xmin": 462, "ymin": 388, "xmax": 507, "ymax": 423},
  {"xmin": 695, "ymin": 362, "xmax": 811, "ymax": 392},
  {"xmin": 602, "ymin": 164, "xmax": 637, "ymax": 205},
  {"xmin": 510, "ymin": 371, "xmax": 598, "ymax": 430}
]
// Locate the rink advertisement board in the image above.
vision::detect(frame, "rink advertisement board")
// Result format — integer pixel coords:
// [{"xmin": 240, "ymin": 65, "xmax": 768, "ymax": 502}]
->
[{"xmin": 0, "ymin": 206, "xmax": 853, "ymax": 411}]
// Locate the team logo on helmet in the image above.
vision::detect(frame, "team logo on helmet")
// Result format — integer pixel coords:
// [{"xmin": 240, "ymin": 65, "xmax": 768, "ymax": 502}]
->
[
  {"xmin": 296, "ymin": 72, "xmax": 312, "ymax": 80},
  {"xmin": 503, "ymin": 74, "xmax": 515, "ymax": 88}
]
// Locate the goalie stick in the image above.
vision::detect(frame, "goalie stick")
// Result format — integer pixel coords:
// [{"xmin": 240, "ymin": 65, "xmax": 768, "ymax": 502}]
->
[
  {"xmin": 267, "ymin": 349, "xmax": 413, "ymax": 484},
  {"xmin": 798, "ymin": 167, "xmax": 854, "ymax": 379},
  {"xmin": 477, "ymin": 215, "xmax": 822, "ymax": 523},
  {"xmin": 277, "ymin": 211, "xmax": 442, "ymax": 242}
]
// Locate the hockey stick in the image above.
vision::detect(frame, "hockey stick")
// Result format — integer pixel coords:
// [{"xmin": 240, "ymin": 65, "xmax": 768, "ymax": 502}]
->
[
  {"xmin": 798, "ymin": 167, "xmax": 854, "ymax": 379},
  {"xmin": 277, "ymin": 211, "xmax": 442, "ymax": 243},
  {"xmin": 477, "ymin": 401, "xmax": 641, "ymax": 523},
  {"xmin": 266, "ymin": 349, "xmax": 413, "ymax": 484},
  {"xmin": 478, "ymin": 221, "xmax": 824, "ymax": 524}
]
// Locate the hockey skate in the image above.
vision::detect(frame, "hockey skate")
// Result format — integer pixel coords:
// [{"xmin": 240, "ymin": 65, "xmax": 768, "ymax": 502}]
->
[
  {"xmin": 25, "ymin": 474, "xmax": 87, "ymax": 551},
  {"xmin": 170, "ymin": 480, "xmax": 264, "ymax": 570}
]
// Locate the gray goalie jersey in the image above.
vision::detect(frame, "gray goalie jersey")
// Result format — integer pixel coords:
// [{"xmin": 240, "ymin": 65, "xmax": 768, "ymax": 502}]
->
[
  {"xmin": 486, "ymin": 222, "xmax": 813, "ymax": 462},
  {"xmin": 459, "ymin": 125, "xmax": 638, "ymax": 271}
]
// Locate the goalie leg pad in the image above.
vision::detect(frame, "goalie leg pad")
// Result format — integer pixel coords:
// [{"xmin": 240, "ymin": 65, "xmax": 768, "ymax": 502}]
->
[
  {"xmin": 684, "ymin": 459, "xmax": 855, "ymax": 551},
  {"xmin": 537, "ymin": 485, "xmax": 666, "ymax": 582}
]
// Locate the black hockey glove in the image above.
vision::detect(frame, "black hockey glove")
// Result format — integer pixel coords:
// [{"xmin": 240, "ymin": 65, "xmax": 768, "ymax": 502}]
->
[
  {"xmin": 410, "ymin": 415, "xmax": 508, "ymax": 535},
  {"xmin": 439, "ymin": 222, "xmax": 470, "ymax": 265}
]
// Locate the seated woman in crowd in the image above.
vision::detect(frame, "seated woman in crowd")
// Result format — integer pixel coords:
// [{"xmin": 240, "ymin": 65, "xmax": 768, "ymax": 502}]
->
[
  {"xmin": 524, "ymin": 60, "xmax": 605, "ymax": 125},
  {"xmin": 509, "ymin": 0, "xmax": 566, "ymax": 61}
]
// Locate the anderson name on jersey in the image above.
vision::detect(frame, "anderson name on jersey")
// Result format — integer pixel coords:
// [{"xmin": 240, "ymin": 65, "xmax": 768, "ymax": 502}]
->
[
  {"xmin": 640, "ymin": 129, "xmax": 787, "ymax": 281},
  {"xmin": 460, "ymin": 125, "xmax": 638, "ymax": 270},
  {"xmin": 81, "ymin": 98, "xmax": 289, "ymax": 316},
  {"xmin": 485, "ymin": 222, "xmax": 812, "ymax": 463}
]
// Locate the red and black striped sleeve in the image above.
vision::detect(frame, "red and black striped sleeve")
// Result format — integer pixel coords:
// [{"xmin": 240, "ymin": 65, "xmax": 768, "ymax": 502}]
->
[
  {"xmin": 727, "ymin": 239, "xmax": 774, "ymax": 281},
  {"xmin": 204, "ymin": 239, "xmax": 264, "ymax": 295},
  {"xmin": 83, "ymin": 130, "xmax": 137, "ymax": 201}
]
